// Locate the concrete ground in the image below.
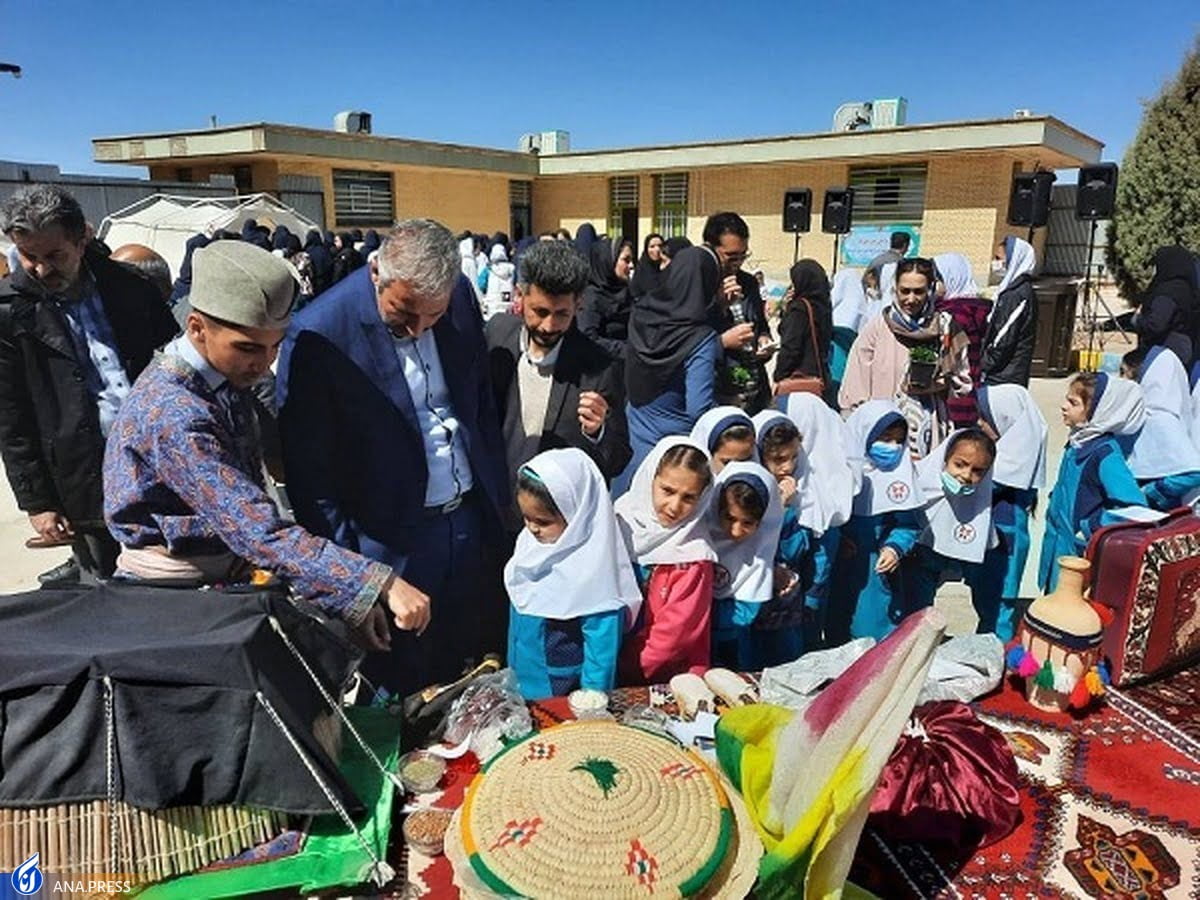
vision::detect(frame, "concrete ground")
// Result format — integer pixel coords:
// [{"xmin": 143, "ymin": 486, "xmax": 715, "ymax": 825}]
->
[{"xmin": 0, "ymin": 373, "xmax": 1093, "ymax": 634}]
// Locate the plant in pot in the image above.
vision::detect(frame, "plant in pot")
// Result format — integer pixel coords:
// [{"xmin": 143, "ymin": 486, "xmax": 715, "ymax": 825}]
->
[{"xmin": 907, "ymin": 345, "xmax": 940, "ymax": 391}]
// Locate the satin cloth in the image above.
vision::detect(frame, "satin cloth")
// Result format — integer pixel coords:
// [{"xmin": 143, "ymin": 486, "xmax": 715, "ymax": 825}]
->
[{"xmin": 868, "ymin": 700, "xmax": 1022, "ymax": 849}]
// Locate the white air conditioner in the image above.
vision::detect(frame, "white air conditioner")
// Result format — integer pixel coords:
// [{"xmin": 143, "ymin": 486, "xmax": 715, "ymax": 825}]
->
[
  {"xmin": 832, "ymin": 102, "xmax": 873, "ymax": 133},
  {"xmin": 519, "ymin": 133, "xmax": 542, "ymax": 153},
  {"xmin": 539, "ymin": 130, "xmax": 570, "ymax": 155},
  {"xmin": 333, "ymin": 111, "xmax": 372, "ymax": 134},
  {"xmin": 870, "ymin": 97, "xmax": 907, "ymax": 129},
  {"xmin": 1013, "ymin": 108, "xmax": 1034, "ymax": 119}
]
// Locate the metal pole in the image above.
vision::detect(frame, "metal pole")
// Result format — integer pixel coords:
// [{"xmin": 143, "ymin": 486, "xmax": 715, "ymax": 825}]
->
[
  {"xmin": 1083, "ymin": 218, "xmax": 1097, "ymax": 363},
  {"xmin": 831, "ymin": 234, "xmax": 840, "ymax": 275},
  {"xmin": 793, "ymin": 232, "xmax": 801, "ymax": 266}
]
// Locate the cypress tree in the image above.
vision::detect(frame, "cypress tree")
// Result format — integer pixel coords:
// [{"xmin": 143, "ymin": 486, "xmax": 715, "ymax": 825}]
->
[{"xmin": 1106, "ymin": 37, "xmax": 1200, "ymax": 299}]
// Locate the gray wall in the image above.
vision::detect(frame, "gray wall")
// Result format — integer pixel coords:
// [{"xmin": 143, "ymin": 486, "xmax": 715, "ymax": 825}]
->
[{"xmin": 0, "ymin": 160, "xmax": 235, "ymax": 231}]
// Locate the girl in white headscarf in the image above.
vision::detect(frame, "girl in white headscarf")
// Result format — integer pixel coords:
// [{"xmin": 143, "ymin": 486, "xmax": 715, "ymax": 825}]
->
[
  {"xmin": 707, "ymin": 461, "xmax": 785, "ymax": 669},
  {"xmin": 505, "ymin": 449, "xmax": 643, "ymax": 699},
  {"xmin": 829, "ymin": 401, "xmax": 923, "ymax": 642},
  {"xmin": 1122, "ymin": 345, "xmax": 1200, "ymax": 510},
  {"xmin": 482, "ymin": 243, "xmax": 515, "ymax": 319},
  {"xmin": 1038, "ymin": 373, "xmax": 1148, "ymax": 592},
  {"xmin": 905, "ymin": 428, "xmax": 1000, "ymax": 628},
  {"xmin": 982, "ymin": 236, "xmax": 1038, "ymax": 386},
  {"xmin": 976, "ymin": 383, "xmax": 1048, "ymax": 639},
  {"xmin": 690, "ymin": 405, "xmax": 757, "ymax": 473},
  {"xmin": 614, "ymin": 437, "xmax": 717, "ymax": 683}
]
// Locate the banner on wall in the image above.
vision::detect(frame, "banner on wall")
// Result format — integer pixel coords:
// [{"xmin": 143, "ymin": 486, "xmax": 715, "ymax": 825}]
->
[{"xmin": 840, "ymin": 224, "xmax": 922, "ymax": 266}]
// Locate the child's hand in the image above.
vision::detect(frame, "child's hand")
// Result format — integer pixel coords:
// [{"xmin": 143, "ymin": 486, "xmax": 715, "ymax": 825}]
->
[
  {"xmin": 773, "ymin": 564, "xmax": 799, "ymax": 597},
  {"xmin": 778, "ymin": 475, "xmax": 798, "ymax": 504},
  {"xmin": 875, "ymin": 546, "xmax": 901, "ymax": 574}
]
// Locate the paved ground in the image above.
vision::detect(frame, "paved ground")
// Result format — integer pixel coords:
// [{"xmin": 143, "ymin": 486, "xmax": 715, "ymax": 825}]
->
[{"xmin": 0, "ymin": 373, "xmax": 1089, "ymax": 634}]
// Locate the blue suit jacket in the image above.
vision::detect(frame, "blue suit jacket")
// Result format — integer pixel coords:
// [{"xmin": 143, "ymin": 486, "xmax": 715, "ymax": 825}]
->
[{"xmin": 276, "ymin": 268, "xmax": 509, "ymax": 574}]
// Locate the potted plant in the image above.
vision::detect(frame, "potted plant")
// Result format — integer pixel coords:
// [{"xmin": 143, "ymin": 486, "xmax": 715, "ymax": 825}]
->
[{"xmin": 907, "ymin": 345, "xmax": 940, "ymax": 391}]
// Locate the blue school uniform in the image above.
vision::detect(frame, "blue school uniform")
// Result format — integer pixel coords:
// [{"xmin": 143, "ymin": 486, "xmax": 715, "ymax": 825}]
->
[
  {"xmin": 508, "ymin": 608, "xmax": 623, "ymax": 698},
  {"xmin": 738, "ymin": 505, "xmax": 815, "ymax": 668},
  {"xmin": 1140, "ymin": 472, "xmax": 1200, "ymax": 510},
  {"xmin": 1038, "ymin": 436, "xmax": 1146, "ymax": 592},
  {"xmin": 832, "ymin": 510, "xmax": 920, "ymax": 641}
]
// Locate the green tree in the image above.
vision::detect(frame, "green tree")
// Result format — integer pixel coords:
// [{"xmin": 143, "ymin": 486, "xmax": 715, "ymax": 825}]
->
[{"xmin": 1107, "ymin": 36, "xmax": 1200, "ymax": 299}]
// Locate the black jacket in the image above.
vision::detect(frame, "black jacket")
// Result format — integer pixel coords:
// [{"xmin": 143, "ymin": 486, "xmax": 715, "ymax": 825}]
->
[
  {"xmin": 0, "ymin": 249, "xmax": 178, "ymax": 523},
  {"xmin": 775, "ymin": 296, "xmax": 832, "ymax": 383},
  {"xmin": 982, "ymin": 274, "xmax": 1037, "ymax": 386},
  {"xmin": 485, "ymin": 314, "xmax": 631, "ymax": 492}
]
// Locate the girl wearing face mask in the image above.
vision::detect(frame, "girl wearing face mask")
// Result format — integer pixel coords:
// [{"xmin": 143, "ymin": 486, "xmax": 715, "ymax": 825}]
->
[
  {"xmin": 505, "ymin": 450, "xmax": 642, "ymax": 699},
  {"xmin": 981, "ymin": 236, "xmax": 1038, "ymax": 386},
  {"xmin": 615, "ymin": 437, "xmax": 717, "ymax": 683},
  {"xmin": 903, "ymin": 429, "xmax": 1002, "ymax": 629},
  {"xmin": 706, "ymin": 461, "xmax": 784, "ymax": 669},
  {"xmin": 829, "ymin": 401, "xmax": 923, "ymax": 642},
  {"xmin": 839, "ymin": 258, "xmax": 971, "ymax": 457}
]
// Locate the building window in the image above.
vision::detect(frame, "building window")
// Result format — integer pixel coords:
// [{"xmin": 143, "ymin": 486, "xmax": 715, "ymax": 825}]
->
[
  {"xmin": 175, "ymin": 167, "xmax": 193, "ymax": 183},
  {"xmin": 509, "ymin": 180, "xmax": 532, "ymax": 242},
  {"xmin": 233, "ymin": 165, "xmax": 253, "ymax": 194},
  {"xmin": 608, "ymin": 176, "xmax": 639, "ymax": 240},
  {"xmin": 333, "ymin": 169, "xmax": 394, "ymax": 227},
  {"xmin": 847, "ymin": 164, "xmax": 928, "ymax": 224},
  {"xmin": 653, "ymin": 173, "xmax": 689, "ymax": 237}
]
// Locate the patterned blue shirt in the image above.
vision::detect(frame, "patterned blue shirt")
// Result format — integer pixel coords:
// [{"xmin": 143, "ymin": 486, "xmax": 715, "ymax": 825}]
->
[{"xmin": 57, "ymin": 276, "xmax": 131, "ymax": 437}]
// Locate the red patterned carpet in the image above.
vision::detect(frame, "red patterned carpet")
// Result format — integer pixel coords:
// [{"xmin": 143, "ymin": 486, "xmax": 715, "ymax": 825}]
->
[
  {"xmin": 1124, "ymin": 666, "xmax": 1200, "ymax": 744},
  {"xmin": 403, "ymin": 676, "xmax": 1200, "ymax": 899}
]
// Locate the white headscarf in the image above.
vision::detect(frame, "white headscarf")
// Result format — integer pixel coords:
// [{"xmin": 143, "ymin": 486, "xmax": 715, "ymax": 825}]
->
[
  {"xmin": 1127, "ymin": 347, "xmax": 1200, "ymax": 479},
  {"xmin": 976, "ymin": 384, "xmax": 1048, "ymax": 490},
  {"xmin": 915, "ymin": 430, "xmax": 997, "ymax": 563},
  {"xmin": 614, "ymin": 436, "xmax": 717, "ymax": 566},
  {"xmin": 933, "ymin": 253, "xmax": 980, "ymax": 298},
  {"xmin": 844, "ymin": 400, "xmax": 923, "ymax": 516},
  {"xmin": 690, "ymin": 406, "xmax": 757, "ymax": 457},
  {"xmin": 877, "ymin": 261, "xmax": 898, "ymax": 312},
  {"xmin": 505, "ymin": 449, "xmax": 643, "ymax": 625},
  {"xmin": 783, "ymin": 393, "xmax": 860, "ymax": 529},
  {"xmin": 830, "ymin": 268, "xmax": 867, "ymax": 331},
  {"xmin": 707, "ymin": 461, "xmax": 784, "ymax": 603},
  {"xmin": 489, "ymin": 244, "xmax": 509, "ymax": 264},
  {"xmin": 995, "ymin": 236, "xmax": 1036, "ymax": 296},
  {"xmin": 1190, "ymin": 365, "xmax": 1200, "ymax": 449},
  {"xmin": 1068, "ymin": 373, "xmax": 1146, "ymax": 449},
  {"xmin": 752, "ymin": 409, "xmax": 823, "ymax": 534}
]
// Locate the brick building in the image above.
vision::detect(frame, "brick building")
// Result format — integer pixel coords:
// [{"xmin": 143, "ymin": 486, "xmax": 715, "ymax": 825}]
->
[{"xmin": 92, "ymin": 114, "xmax": 1101, "ymax": 283}]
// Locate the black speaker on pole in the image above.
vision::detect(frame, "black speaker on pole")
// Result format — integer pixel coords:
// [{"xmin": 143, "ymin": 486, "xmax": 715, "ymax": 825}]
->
[
  {"xmin": 1007, "ymin": 170, "xmax": 1056, "ymax": 228},
  {"xmin": 1076, "ymin": 163, "xmax": 1118, "ymax": 220},
  {"xmin": 782, "ymin": 188, "xmax": 812, "ymax": 233},
  {"xmin": 821, "ymin": 187, "xmax": 855, "ymax": 234}
]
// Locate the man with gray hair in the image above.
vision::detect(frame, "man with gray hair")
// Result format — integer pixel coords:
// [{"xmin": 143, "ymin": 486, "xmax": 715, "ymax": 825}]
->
[
  {"xmin": 277, "ymin": 218, "xmax": 509, "ymax": 698},
  {"xmin": 0, "ymin": 184, "xmax": 178, "ymax": 583},
  {"xmin": 485, "ymin": 239, "xmax": 630, "ymax": 528}
]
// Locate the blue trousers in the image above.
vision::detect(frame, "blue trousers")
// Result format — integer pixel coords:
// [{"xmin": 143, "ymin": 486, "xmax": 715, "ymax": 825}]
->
[{"xmin": 904, "ymin": 544, "xmax": 1014, "ymax": 641}]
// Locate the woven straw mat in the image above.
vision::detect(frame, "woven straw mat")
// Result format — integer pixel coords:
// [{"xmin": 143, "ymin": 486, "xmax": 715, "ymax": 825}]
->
[{"xmin": 454, "ymin": 720, "xmax": 745, "ymax": 898}]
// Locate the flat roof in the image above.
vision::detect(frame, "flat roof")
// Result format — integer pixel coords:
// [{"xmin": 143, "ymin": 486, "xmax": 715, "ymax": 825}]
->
[{"xmin": 92, "ymin": 115, "xmax": 1103, "ymax": 176}]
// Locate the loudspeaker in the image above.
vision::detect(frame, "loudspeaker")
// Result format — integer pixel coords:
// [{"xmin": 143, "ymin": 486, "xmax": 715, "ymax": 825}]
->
[
  {"xmin": 1076, "ymin": 163, "xmax": 1118, "ymax": 220},
  {"xmin": 821, "ymin": 187, "xmax": 855, "ymax": 234},
  {"xmin": 782, "ymin": 188, "xmax": 812, "ymax": 233},
  {"xmin": 1007, "ymin": 170, "xmax": 1056, "ymax": 228}
]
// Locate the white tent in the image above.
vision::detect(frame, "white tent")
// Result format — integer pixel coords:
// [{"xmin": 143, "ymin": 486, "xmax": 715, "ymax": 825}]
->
[{"xmin": 98, "ymin": 193, "xmax": 320, "ymax": 278}]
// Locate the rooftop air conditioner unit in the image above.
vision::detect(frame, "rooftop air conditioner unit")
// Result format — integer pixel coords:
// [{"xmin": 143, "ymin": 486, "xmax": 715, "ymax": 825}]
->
[
  {"xmin": 870, "ymin": 97, "xmax": 907, "ymax": 129},
  {"xmin": 1013, "ymin": 108, "xmax": 1034, "ymax": 118},
  {"xmin": 539, "ymin": 130, "xmax": 570, "ymax": 155},
  {"xmin": 832, "ymin": 102, "xmax": 873, "ymax": 133},
  {"xmin": 333, "ymin": 110, "xmax": 372, "ymax": 134},
  {"xmin": 519, "ymin": 133, "xmax": 542, "ymax": 153}
]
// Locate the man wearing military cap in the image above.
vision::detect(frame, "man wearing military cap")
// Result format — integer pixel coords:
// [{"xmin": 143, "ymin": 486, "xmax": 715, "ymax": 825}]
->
[{"xmin": 103, "ymin": 240, "xmax": 430, "ymax": 648}]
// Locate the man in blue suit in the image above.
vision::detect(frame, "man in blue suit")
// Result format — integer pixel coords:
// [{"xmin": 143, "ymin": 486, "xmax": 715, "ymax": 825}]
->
[{"xmin": 277, "ymin": 219, "xmax": 510, "ymax": 698}]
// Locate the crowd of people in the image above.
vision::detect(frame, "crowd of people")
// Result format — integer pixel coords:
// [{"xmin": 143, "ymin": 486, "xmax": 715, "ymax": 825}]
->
[{"xmin": 2, "ymin": 181, "xmax": 1198, "ymax": 704}]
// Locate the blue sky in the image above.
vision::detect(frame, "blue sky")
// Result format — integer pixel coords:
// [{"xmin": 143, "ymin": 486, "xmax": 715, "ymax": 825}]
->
[{"xmin": 2, "ymin": 1, "xmax": 1196, "ymax": 175}]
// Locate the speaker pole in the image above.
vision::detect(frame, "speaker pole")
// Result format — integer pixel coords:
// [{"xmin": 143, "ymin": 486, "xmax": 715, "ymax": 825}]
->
[
  {"xmin": 793, "ymin": 232, "xmax": 801, "ymax": 266},
  {"xmin": 831, "ymin": 234, "xmax": 840, "ymax": 275},
  {"xmin": 1083, "ymin": 218, "xmax": 1097, "ymax": 362}
]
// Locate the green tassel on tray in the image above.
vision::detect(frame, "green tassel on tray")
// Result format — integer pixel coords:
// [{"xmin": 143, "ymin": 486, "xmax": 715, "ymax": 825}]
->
[{"xmin": 1033, "ymin": 658, "xmax": 1056, "ymax": 690}]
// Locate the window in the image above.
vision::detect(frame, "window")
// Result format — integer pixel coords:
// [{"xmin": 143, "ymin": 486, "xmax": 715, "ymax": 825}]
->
[
  {"xmin": 608, "ymin": 176, "xmax": 639, "ymax": 238},
  {"xmin": 847, "ymin": 164, "xmax": 928, "ymax": 224},
  {"xmin": 332, "ymin": 169, "xmax": 394, "ymax": 227},
  {"xmin": 509, "ymin": 180, "xmax": 532, "ymax": 242},
  {"xmin": 653, "ymin": 173, "xmax": 689, "ymax": 237},
  {"xmin": 175, "ymin": 167, "xmax": 193, "ymax": 183}
]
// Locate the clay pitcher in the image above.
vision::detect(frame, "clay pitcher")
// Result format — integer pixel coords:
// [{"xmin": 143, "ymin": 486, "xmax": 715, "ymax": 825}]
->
[{"xmin": 1017, "ymin": 556, "xmax": 1104, "ymax": 712}]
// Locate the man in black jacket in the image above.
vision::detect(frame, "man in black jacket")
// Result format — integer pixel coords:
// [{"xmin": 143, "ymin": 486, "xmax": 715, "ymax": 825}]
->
[
  {"xmin": 0, "ymin": 185, "xmax": 178, "ymax": 580},
  {"xmin": 486, "ymin": 240, "xmax": 631, "ymax": 529}
]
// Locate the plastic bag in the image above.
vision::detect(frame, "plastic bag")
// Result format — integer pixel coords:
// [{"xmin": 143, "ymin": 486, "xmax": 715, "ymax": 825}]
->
[{"xmin": 443, "ymin": 668, "xmax": 533, "ymax": 761}]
